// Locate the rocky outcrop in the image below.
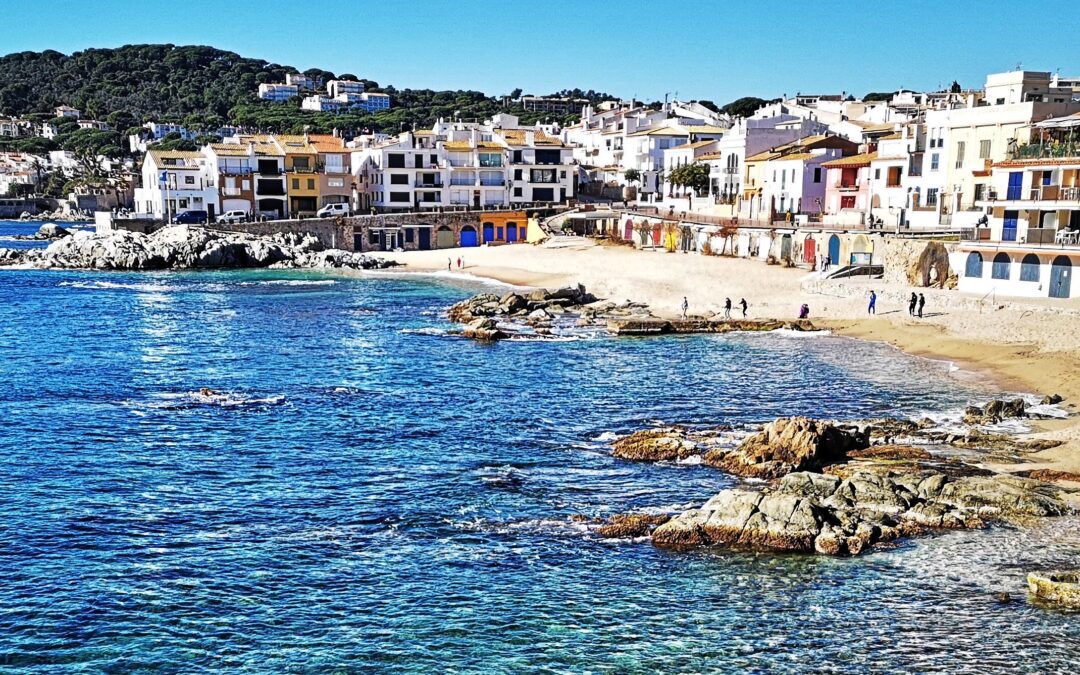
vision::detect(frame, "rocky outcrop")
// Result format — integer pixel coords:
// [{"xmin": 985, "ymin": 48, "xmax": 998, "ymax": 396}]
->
[
  {"xmin": 460, "ymin": 318, "xmax": 508, "ymax": 342},
  {"xmin": 448, "ymin": 284, "xmax": 600, "ymax": 324},
  {"xmin": 0, "ymin": 225, "xmax": 396, "ymax": 271},
  {"xmin": 652, "ymin": 470, "xmax": 1067, "ymax": 556},
  {"xmin": 702, "ymin": 417, "xmax": 868, "ymax": 478},
  {"xmin": 595, "ymin": 513, "xmax": 671, "ymax": 538},
  {"xmin": 13, "ymin": 223, "xmax": 71, "ymax": 241},
  {"xmin": 1027, "ymin": 571, "xmax": 1080, "ymax": 609},
  {"xmin": 606, "ymin": 318, "xmax": 815, "ymax": 335},
  {"xmin": 611, "ymin": 428, "xmax": 698, "ymax": 462},
  {"xmin": 962, "ymin": 398, "xmax": 1027, "ymax": 425}
]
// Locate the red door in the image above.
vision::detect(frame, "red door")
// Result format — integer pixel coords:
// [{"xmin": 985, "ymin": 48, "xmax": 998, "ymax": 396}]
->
[{"xmin": 804, "ymin": 237, "xmax": 816, "ymax": 262}]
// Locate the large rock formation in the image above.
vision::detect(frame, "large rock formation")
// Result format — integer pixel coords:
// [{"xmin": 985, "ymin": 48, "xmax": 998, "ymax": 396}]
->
[
  {"xmin": 611, "ymin": 428, "xmax": 699, "ymax": 462},
  {"xmin": 702, "ymin": 417, "xmax": 868, "ymax": 478},
  {"xmin": 962, "ymin": 398, "xmax": 1027, "ymax": 425},
  {"xmin": 1027, "ymin": 570, "xmax": 1080, "ymax": 609},
  {"xmin": 652, "ymin": 470, "xmax": 1067, "ymax": 556},
  {"xmin": 0, "ymin": 225, "xmax": 396, "ymax": 271}
]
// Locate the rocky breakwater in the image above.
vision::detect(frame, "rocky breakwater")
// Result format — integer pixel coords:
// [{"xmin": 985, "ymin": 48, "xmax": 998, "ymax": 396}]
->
[{"xmin": 0, "ymin": 225, "xmax": 397, "ymax": 271}]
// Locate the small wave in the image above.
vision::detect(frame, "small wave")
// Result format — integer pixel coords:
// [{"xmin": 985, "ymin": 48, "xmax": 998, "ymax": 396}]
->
[
  {"xmin": 239, "ymin": 279, "xmax": 337, "ymax": 287},
  {"xmin": 770, "ymin": 328, "xmax": 833, "ymax": 338},
  {"xmin": 592, "ymin": 431, "xmax": 619, "ymax": 442},
  {"xmin": 60, "ymin": 280, "xmax": 172, "ymax": 292},
  {"xmin": 138, "ymin": 390, "xmax": 287, "ymax": 410},
  {"xmin": 676, "ymin": 455, "xmax": 704, "ymax": 465},
  {"xmin": 401, "ymin": 327, "xmax": 451, "ymax": 337}
]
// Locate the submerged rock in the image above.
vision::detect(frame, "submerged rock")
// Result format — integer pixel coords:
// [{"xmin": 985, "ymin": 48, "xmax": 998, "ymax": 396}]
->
[
  {"xmin": 595, "ymin": 513, "xmax": 671, "ymax": 538},
  {"xmin": 652, "ymin": 470, "xmax": 1067, "ymax": 556},
  {"xmin": 702, "ymin": 417, "xmax": 868, "ymax": 478}
]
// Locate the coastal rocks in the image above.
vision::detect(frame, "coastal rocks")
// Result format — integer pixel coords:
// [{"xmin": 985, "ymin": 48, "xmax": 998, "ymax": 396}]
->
[
  {"xmin": 651, "ymin": 470, "xmax": 1068, "ymax": 556},
  {"xmin": 13, "ymin": 223, "xmax": 71, "ymax": 241},
  {"xmin": 605, "ymin": 318, "xmax": 814, "ymax": 336},
  {"xmin": 702, "ymin": 417, "xmax": 868, "ymax": 478},
  {"xmin": 1040, "ymin": 394, "xmax": 1064, "ymax": 406},
  {"xmin": 595, "ymin": 513, "xmax": 671, "ymax": 538},
  {"xmin": 611, "ymin": 428, "xmax": 698, "ymax": 462},
  {"xmin": 448, "ymin": 284, "xmax": 598, "ymax": 325},
  {"xmin": 8, "ymin": 225, "xmax": 396, "ymax": 271},
  {"xmin": 461, "ymin": 318, "xmax": 508, "ymax": 342},
  {"xmin": 962, "ymin": 398, "xmax": 1027, "ymax": 425},
  {"xmin": 1027, "ymin": 570, "xmax": 1080, "ymax": 609}
]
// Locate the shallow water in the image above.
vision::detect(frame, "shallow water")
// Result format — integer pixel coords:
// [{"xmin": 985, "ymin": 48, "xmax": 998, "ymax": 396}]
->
[{"xmin": 0, "ymin": 268, "xmax": 1077, "ymax": 673}]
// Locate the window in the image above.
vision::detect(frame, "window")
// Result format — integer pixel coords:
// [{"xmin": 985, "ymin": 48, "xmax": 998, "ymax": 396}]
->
[
  {"xmin": 973, "ymin": 183, "xmax": 986, "ymax": 201},
  {"xmin": 292, "ymin": 178, "xmax": 300, "ymax": 189},
  {"xmin": 965, "ymin": 252, "xmax": 983, "ymax": 277},
  {"xmin": 874, "ymin": 168, "xmax": 881, "ymax": 180},
  {"xmin": 930, "ymin": 153, "xmax": 939, "ymax": 171},
  {"xmin": 530, "ymin": 168, "xmax": 557, "ymax": 183},
  {"xmin": 185, "ymin": 175, "xmax": 195, "ymax": 185},
  {"xmin": 813, "ymin": 167, "xmax": 822, "ymax": 183},
  {"xmin": 840, "ymin": 196, "xmax": 856, "ymax": 209},
  {"xmin": 414, "ymin": 155, "xmax": 424, "ymax": 168},
  {"xmin": 307, "ymin": 179, "xmax": 315, "ymax": 190},
  {"xmin": 979, "ymin": 139, "xmax": 991, "ymax": 159},
  {"xmin": 991, "ymin": 252, "xmax": 1011, "ymax": 280},
  {"xmin": 390, "ymin": 174, "xmax": 408, "ymax": 185},
  {"xmin": 513, "ymin": 187, "xmax": 522, "ymax": 197},
  {"xmin": 430, "ymin": 154, "xmax": 438, "ymax": 165},
  {"xmin": 1020, "ymin": 254, "xmax": 1041, "ymax": 281},
  {"xmin": 512, "ymin": 150, "xmax": 523, "ymax": 164},
  {"xmin": 926, "ymin": 188, "xmax": 939, "ymax": 206},
  {"xmin": 532, "ymin": 187, "xmax": 555, "ymax": 201},
  {"xmin": 514, "ymin": 169, "xmax": 522, "ymax": 180},
  {"xmin": 479, "ymin": 153, "xmax": 502, "ymax": 167},
  {"xmin": 535, "ymin": 149, "xmax": 561, "ymax": 165},
  {"xmin": 955, "ymin": 141, "xmax": 965, "ymax": 169},
  {"xmin": 389, "ymin": 192, "xmax": 410, "ymax": 203},
  {"xmin": 387, "ymin": 153, "xmax": 405, "ymax": 168},
  {"xmin": 293, "ymin": 157, "xmax": 310, "ymax": 169},
  {"xmin": 405, "ymin": 228, "xmax": 414, "ymax": 243}
]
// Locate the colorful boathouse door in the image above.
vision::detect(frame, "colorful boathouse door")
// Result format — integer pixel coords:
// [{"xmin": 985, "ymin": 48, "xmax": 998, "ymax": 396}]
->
[
  {"xmin": 803, "ymin": 237, "xmax": 816, "ymax": 264},
  {"xmin": 460, "ymin": 226, "xmax": 478, "ymax": 247},
  {"xmin": 1050, "ymin": 256, "xmax": 1071, "ymax": 298},
  {"xmin": 482, "ymin": 222, "xmax": 495, "ymax": 243},
  {"xmin": 828, "ymin": 235, "xmax": 840, "ymax": 265},
  {"xmin": 418, "ymin": 228, "xmax": 431, "ymax": 250},
  {"xmin": 1002, "ymin": 210, "xmax": 1018, "ymax": 241}
]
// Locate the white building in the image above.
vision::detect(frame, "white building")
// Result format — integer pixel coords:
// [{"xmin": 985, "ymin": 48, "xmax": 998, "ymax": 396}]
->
[
  {"xmin": 77, "ymin": 120, "xmax": 110, "ymax": 131},
  {"xmin": 132, "ymin": 149, "xmax": 218, "ymax": 220},
  {"xmin": 301, "ymin": 95, "xmax": 344, "ymax": 112},
  {"xmin": 286, "ymin": 73, "xmax": 318, "ymax": 90},
  {"xmin": 327, "ymin": 80, "xmax": 365, "ymax": 98},
  {"xmin": 54, "ymin": 106, "xmax": 81, "ymax": 118},
  {"xmin": 257, "ymin": 83, "xmax": 300, "ymax": 102}
]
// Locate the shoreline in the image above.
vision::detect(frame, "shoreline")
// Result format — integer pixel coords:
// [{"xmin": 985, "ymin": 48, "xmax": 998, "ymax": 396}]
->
[{"xmin": 380, "ymin": 243, "xmax": 1080, "ymax": 479}]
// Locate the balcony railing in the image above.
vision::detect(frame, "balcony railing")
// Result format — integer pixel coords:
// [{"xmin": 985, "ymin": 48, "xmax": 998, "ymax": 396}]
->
[
  {"xmin": 835, "ymin": 181, "xmax": 861, "ymax": 190},
  {"xmin": 960, "ymin": 227, "xmax": 991, "ymax": 241},
  {"xmin": 1026, "ymin": 185, "xmax": 1080, "ymax": 201},
  {"xmin": 222, "ymin": 187, "xmax": 242, "ymax": 197},
  {"xmin": 415, "ymin": 180, "xmax": 443, "ymax": 188},
  {"xmin": 1009, "ymin": 141, "xmax": 1080, "ymax": 161},
  {"xmin": 478, "ymin": 179, "xmax": 504, "ymax": 186},
  {"xmin": 450, "ymin": 177, "xmax": 475, "ymax": 186}
]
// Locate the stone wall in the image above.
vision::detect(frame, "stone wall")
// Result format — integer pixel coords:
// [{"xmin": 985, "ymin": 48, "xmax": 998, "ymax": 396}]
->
[{"xmin": 212, "ymin": 219, "xmax": 354, "ymax": 251}]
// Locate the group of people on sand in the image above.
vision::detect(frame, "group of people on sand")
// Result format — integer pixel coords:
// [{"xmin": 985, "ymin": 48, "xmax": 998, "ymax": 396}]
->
[
  {"xmin": 447, "ymin": 256, "xmax": 466, "ymax": 271},
  {"xmin": 681, "ymin": 297, "xmax": 748, "ymax": 320},
  {"xmin": 866, "ymin": 290, "xmax": 926, "ymax": 318}
]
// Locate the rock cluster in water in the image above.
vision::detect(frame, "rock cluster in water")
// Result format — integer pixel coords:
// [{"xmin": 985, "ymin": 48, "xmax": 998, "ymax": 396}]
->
[
  {"xmin": 962, "ymin": 398, "xmax": 1027, "ymax": 425},
  {"xmin": 12, "ymin": 223, "xmax": 72, "ymax": 241},
  {"xmin": 1027, "ymin": 570, "xmax": 1080, "ymax": 608},
  {"xmin": 448, "ymin": 285, "xmax": 816, "ymax": 340},
  {"xmin": 600, "ymin": 408, "xmax": 1072, "ymax": 556},
  {"xmin": 0, "ymin": 225, "xmax": 396, "ymax": 271}
]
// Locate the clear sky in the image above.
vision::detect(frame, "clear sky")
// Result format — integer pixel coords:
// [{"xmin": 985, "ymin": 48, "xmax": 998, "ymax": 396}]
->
[{"xmin": 3, "ymin": 0, "xmax": 1076, "ymax": 103}]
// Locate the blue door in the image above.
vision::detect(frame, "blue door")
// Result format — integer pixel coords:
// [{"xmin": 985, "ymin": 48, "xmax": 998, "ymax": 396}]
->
[
  {"xmin": 828, "ymin": 235, "xmax": 840, "ymax": 265},
  {"xmin": 460, "ymin": 227, "xmax": 478, "ymax": 247},
  {"xmin": 482, "ymin": 223, "xmax": 495, "ymax": 243},
  {"xmin": 418, "ymin": 227, "xmax": 431, "ymax": 250},
  {"xmin": 1050, "ymin": 256, "xmax": 1071, "ymax": 298},
  {"xmin": 1002, "ymin": 210, "xmax": 1018, "ymax": 241},
  {"xmin": 507, "ymin": 223, "xmax": 518, "ymax": 242},
  {"xmin": 1006, "ymin": 172, "xmax": 1023, "ymax": 200}
]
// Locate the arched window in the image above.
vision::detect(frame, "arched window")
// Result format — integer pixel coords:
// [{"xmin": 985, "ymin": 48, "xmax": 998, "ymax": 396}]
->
[
  {"xmin": 965, "ymin": 252, "xmax": 983, "ymax": 278},
  {"xmin": 992, "ymin": 252, "xmax": 1011, "ymax": 280},
  {"xmin": 1020, "ymin": 254, "xmax": 1040, "ymax": 282}
]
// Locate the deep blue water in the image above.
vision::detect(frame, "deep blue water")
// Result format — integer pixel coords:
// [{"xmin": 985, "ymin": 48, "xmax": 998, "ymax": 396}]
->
[{"xmin": 0, "ymin": 267, "xmax": 1077, "ymax": 673}]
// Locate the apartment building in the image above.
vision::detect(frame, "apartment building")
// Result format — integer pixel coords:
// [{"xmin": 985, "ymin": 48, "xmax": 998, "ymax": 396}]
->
[
  {"xmin": 203, "ymin": 143, "xmax": 255, "ymax": 217},
  {"xmin": 257, "ymin": 83, "xmax": 300, "ymax": 102},
  {"xmin": 308, "ymin": 134, "xmax": 353, "ymax": 208},
  {"xmin": 132, "ymin": 149, "xmax": 218, "ymax": 220},
  {"xmin": 741, "ymin": 135, "xmax": 859, "ymax": 222}
]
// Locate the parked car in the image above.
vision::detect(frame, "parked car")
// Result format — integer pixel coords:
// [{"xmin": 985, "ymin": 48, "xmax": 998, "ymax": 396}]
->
[
  {"xmin": 173, "ymin": 210, "xmax": 208, "ymax": 224},
  {"xmin": 316, "ymin": 203, "xmax": 351, "ymax": 218},
  {"xmin": 217, "ymin": 210, "xmax": 248, "ymax": 224}
]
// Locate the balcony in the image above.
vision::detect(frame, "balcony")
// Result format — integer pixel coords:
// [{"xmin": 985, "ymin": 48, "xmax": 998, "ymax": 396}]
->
[
  {"xmin": 415, "ymin": 180, "xmax": 443, "ymax": 188},
  {"xmin": 478, "ymin": 179, "xmax": 505, "ymax": 187},
  {"xmin": 450, "ymin": 177, "xmax": 476, "ymax": 186},
  {"xmin": 835, "ymin": 181, "xmax": 861, "ymax": 191},
  {"xmin": 222, "ymin": 187, "xmax": 243, "ymax": 197},
  {"xmin": 1008, "ymin": 141, "xmax": 1080, "ymax": 161},
  {"xmin": 722, "ymin": 167, "xmax": 739, "ymax": 175},
  {"xmin": 1026, "ymin": 185, "xmax": 1080, "ymax": 202}
]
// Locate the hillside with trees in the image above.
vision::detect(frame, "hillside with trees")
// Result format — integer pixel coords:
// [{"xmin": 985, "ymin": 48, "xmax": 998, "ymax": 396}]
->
[{"xmin": 0, "ymin": 44, "xmax": 616, "ymax": 142}]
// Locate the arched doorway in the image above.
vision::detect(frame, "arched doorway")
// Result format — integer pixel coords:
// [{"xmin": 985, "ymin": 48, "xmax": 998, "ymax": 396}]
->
[
  {"xmin": 964, "ymin": 252, "xmax": 983, "ymax": 278},
  {"xmin": 828, "ymin": 234, "xmax": 840, "ymax": 265},
  {"xmin": 780, "ymin": 233, "xmax": 793, "ymax": 260},
  {"xmin": 1020, "ymin": 253, "xmax": 1040, "ymax": 282},
  {"xmin": 436, "ymin": 226, "xmax": 455, "ymax": 249},
  {"xmin": 1050, "ymin": 256, "xmax": 1071, "ymax": 298},
  {"xmin": 482, "ymin": 222, "xmax": 495, "ymax": 243},
  {"xmin": 460, "ymin": 225, "xmax": 479, "ymax": 247},
  {"xmin": 991, "ymin": 252, "xmax": 1011, "ymax": 280},
  {"xmin": 804, "ymin": 237, "xmax": 816, "ymax": 264},
  {"xmin": 507, "ymin": 222, "xmax": 518, "ymax": 242},
  {"xmin": 624, "ymin": 218, "xmax": 634, "ymax": 241}
]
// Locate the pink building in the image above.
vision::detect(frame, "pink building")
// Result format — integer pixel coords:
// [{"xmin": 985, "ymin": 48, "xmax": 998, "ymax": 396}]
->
[{"xmin": 821, "ymin": 151, "xmax": 877, "ymax": 225}]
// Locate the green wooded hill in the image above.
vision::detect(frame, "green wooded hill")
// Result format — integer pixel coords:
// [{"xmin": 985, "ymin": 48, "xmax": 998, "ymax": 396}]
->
[{"xmin": 0, "ymin": 44, "xmax": 613, "ymax": 145}]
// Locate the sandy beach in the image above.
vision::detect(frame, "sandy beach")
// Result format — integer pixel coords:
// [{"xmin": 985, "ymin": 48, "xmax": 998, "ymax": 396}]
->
[{"xmin": 380, "ymin": 238, "xmax": 1080, "ymax": 479}]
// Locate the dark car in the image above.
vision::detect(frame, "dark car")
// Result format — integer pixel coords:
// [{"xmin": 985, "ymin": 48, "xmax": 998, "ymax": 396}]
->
[{"xmin": 173, "ymin": 210, "xmax": 208, "ymax": 224}]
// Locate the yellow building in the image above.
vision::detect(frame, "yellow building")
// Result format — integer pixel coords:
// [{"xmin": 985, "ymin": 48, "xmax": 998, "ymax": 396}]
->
[{"xmin": 278, "ymin": 135, "xmax": 320, "ymax": 217}]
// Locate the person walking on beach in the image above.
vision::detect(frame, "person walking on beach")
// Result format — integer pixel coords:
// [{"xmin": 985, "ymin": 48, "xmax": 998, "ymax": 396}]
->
[
  {"xmin": 447, "ymin": 257, "xmax": 452, "ymax": 271},
  {"xmin": 867, "ymin": 290, "xmax": 877, "ymax": 315},
  {"xmin": 908, "ymin": 292, "xmax": 918, "ymax": 316},
  {"xmin": 680, "ymin": 297, "xmax": 688, "ymax": 319},
  {"xmin": 917, "ymin": 293, "xmax": 925, "ymax": 318},
  {"xmin": 740, "ymin": 298, "xmax": 748, "ymax": 317},
  {"xmin": 724, "ymin": 297, "xmax": 732, "ymax": 319},
  {"xmin": 456, "ymin": 256, "xmax": 461, "ymax": 269}
]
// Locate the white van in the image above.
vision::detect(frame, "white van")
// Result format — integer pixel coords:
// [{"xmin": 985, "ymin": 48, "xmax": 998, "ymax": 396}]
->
[
  {"xmin": 217, "ymin": 210, "xmax": 248, "ymax": 224},
  {"xmin": 317, "ymin": 203, "xmax": 350, "ymax": 218}
]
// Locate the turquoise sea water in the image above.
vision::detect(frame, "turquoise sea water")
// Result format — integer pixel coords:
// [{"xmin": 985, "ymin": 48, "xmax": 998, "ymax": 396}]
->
[{"xmin": 0, "ymin": 258, "xmax": 1078, "ymax": 672}]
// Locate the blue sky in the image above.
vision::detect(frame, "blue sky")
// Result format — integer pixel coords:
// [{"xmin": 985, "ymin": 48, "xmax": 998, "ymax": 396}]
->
[{"xmin": 3, "ymin": 0, "xmax": 1076, "ymax": 103}]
